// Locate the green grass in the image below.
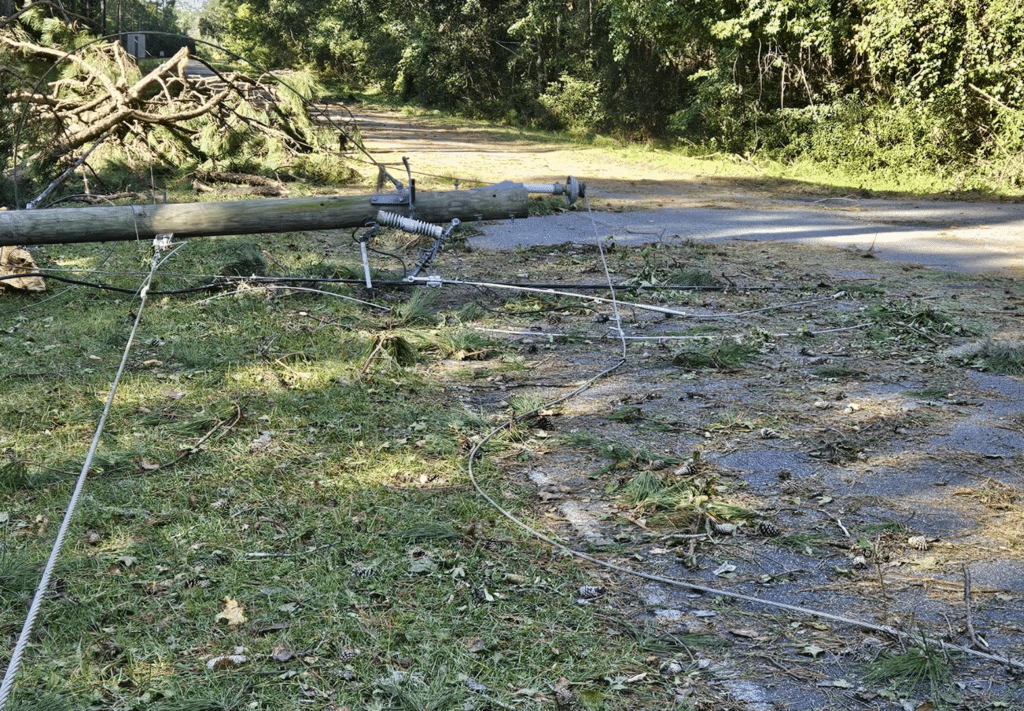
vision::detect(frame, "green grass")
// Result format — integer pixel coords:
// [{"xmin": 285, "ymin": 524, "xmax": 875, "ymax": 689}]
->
[
  {"xmin": 671, "ymin": 338, "xmax": 760, "ymax": 371},
  {"xmin": 863, "ymin": 643, "xmax": 960, "ymax": 707},
  {"xmin": 0, "ymin": 235, "xmax": 672, "ymax": 710}
]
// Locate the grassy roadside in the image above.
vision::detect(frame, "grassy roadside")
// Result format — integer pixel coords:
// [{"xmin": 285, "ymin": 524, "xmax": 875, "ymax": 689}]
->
[
  {"xmin": 340, "ymin": 98, "xmax": 1024, "ymax": 201},
  {"xmin": 0, "ymin": 231, "xmax": 686, "ymax": 711},
  {"xmin": 6, "ymin": 213, "xmax": 1024, "ymax": 709}
]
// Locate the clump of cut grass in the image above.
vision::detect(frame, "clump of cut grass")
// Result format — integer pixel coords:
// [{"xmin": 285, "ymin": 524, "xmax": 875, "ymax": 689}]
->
[
  {"xmin": 363, "ymin": 332, "xmax": 418, "ymax": 369},
  {"xmin": 623, "ymin": 470, "xmax": 669, "ymax": 503},
  {"xmin": 667, "ymin": 267, "xmax": 720, "ymax": 288},
  {"xmin": 903, "ymin": 385, "xmax": 954, "ymax": 400},
  {"xmin": 425, "ymin": 328, "xmax": 494, "ymax": 360},
  {"xmin": 863, "ymin": 643, "xmax": 960, "ymax": 706},
  {"xmin": 0, "ymin": 460, "xmax": 32, "ymax": 492},
  {"xmin": 835, "ymin": 282, "xmax": 885, "ymax": 296},
  {"xmin": 508, "ymin": 393, "xmax": 549, "ymax": 416},
  {"xmin": 777, "ymin": 531, "xmax": 834, "ymax": 556},
  {"xmin": 456, "ymin": 301, "xmax": 486, "ymax": 323},
  {"xmin": 672, "ymin": 338, "xmax": 759, "ymax": 370},
  {"xmin": 867, "ymin": 302, "xmax": 972, "ymax": 344},
  {"xmin": 562, "ymin": 432, "xmax": 684, "ymax": 475},
  {"xmin": 394, "ymin": 287, "xmax": 439, "ymax": 326},
  {"xmin": 944, "ymin": 339, "xmax": 1024, "ymax": 375},
  {"xmin": 618, "ymin": 465, "xmax": 754, "ymax": 530},
  {"xmin": 812, "ymin": 364, "xmax": 868, "ymax": 379},
  {"xmin": 605, "ymin": 405, "xmax": 646, "ymax": 423},
  {"xmin": 528, "ymin": 195, "xmax": 572, "ymax": 216}
]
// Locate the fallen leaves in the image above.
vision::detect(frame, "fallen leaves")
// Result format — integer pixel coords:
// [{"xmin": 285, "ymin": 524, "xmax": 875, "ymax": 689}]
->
[{"xmin": 215, "ymin": 597, "xmax": 247, "ymax": 627}]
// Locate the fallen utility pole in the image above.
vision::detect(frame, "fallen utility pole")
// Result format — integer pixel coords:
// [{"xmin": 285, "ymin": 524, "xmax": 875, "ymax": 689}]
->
[{"xmin": 0, "ymin": 184, "xmax": 530, "ymax": 247}]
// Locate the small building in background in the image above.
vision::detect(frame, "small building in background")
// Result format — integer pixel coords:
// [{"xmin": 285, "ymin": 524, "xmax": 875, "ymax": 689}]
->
[{"xmin": 125, "ymin": 33, "xmax": 146, "ymax": 59}]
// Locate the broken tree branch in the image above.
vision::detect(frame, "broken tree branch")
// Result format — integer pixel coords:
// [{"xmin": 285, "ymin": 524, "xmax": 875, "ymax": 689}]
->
[{"xmin": 25, "ymin": 129, "xmax": 111, "ymax": 209}]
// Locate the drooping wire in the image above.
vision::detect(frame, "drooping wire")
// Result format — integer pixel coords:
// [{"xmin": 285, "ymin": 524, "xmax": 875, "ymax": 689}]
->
[
  {"xmin": 0, "ymin": 240, "xmax": 182, "ymax": 711},
  {"xmin": 586, "ymin": 196, "xmax": 627, "ymax": 359}
]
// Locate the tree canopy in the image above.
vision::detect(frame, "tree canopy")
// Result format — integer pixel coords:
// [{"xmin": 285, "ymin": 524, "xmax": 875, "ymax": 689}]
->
[{"xmin": 193, "ymin": 0, "xmax": 1023, "ymax": 188}]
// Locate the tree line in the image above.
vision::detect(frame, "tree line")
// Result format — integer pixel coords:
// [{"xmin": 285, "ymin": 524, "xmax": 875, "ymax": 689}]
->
[
  {"xmin": 197, "ymin": 0, "xmax": 1024, "ymax": 190},
  {"xmin": 3, "ymin": 1, "xmax": 1023, "ymax": 193}
]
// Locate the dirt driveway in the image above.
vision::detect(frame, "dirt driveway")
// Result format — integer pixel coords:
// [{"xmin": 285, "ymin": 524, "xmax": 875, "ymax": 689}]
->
[{"xmin": 343, "ymin": 105, "xmax": 1024, "ymax": 710}]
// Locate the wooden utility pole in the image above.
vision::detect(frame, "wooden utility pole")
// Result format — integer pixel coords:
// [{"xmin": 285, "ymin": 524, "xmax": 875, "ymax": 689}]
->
[{"xmin": 0, "ymin": 185, "xmax": 530, "ymax": 247}]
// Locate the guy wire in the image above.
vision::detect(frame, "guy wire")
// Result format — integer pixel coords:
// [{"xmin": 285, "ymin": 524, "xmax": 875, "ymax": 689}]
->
[{"xmin": 0, "ymin": 241, "xmax": 182, "ymax": 710}]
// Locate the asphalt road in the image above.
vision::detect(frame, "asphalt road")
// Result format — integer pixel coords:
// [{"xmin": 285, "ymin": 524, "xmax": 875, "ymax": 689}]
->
[{"xmin": 470, "ymin": 193, "xmax": 1024, "ymax": 276}]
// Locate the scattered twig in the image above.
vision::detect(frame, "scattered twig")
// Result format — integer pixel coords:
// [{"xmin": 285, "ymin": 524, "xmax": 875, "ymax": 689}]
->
[
  {"xmin": 245, "ymin": 539, "xmax": 348, "ymax": 560},
  {"xmin": 658, "ymin": 531, "xmax": 710, "ymax": 541},
  {"xmin": 968, "ymin": 83, "xmax": 1014, "ymax": 113},
  {"xmin": 136, "ymin": 402, "xmax": 242, "ymax": 475},
  {"xmin": 826, "ymin": 512, "xmax": 850, "ymax": 539},
  {"xmin": 357, "ymin": 337, "xmax": 388, "ymax": 378},
  {"xmin": 963, "ymin": 564, "xmax": 989, "ymax": 651}
]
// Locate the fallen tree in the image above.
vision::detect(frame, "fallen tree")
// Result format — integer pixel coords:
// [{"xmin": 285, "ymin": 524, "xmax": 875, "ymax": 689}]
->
[{"xmin": 1, "ymin": 7, "xmax": 347, "ymax": 208}]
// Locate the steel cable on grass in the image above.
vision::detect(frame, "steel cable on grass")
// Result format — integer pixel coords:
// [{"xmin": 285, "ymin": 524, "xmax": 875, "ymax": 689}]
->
[
  {"xmin": 0, "ymin": 241, "xmax": 182, "ymax": 711},
  {"xmin": 406, "ymin": 277, "xmax": 841, "ymax": 322},
  {"xmin": 188, "ymin": 283, "xmax": 392, "ymax": 310}
]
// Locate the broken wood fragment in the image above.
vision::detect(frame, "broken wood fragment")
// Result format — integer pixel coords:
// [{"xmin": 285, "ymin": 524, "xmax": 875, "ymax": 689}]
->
[{"xmin": 0, "ymin": 245, "xmax": 46, "ymax": 292}]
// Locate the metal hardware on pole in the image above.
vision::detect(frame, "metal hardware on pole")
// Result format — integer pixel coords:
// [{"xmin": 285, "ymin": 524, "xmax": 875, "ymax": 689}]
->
[
  {"xmin": 375, "ymin": 210, "xmax": 461, "ymax": 280},
  {"xmin": 521, "ymin": 176, "xmax": 586, "ymax": 205}
]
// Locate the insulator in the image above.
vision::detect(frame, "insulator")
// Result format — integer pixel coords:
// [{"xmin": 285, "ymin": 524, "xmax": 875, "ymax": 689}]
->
[
  {"xmin": 521, "ymin": 176, "xmax": 586, "ymax": 205},
  {"xmin": 375, "ymin": 210, "xmax": 443, "ymax": 239},
  {"xmin": 564, "ymin": 175, "xmax": 585, "ymax": 205},
  {"xmin": 522, "ymin": 182, "xmax": 564, "ymax": 194}
]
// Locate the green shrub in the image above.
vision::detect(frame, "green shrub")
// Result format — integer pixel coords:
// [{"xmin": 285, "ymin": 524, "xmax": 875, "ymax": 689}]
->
[{"xmin": 538, "ymin": 73, "xmax": 606, "ymax": 136}]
